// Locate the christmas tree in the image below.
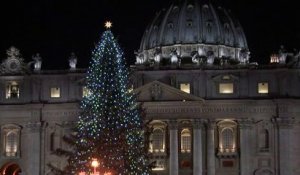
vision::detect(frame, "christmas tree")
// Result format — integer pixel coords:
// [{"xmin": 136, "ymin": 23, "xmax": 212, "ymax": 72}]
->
[{"xmin": 64, "ymin": 22, "xmax": 150, "ymax": 175}]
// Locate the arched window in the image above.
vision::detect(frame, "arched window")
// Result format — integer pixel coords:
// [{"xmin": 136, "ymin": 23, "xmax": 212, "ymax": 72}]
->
[
  {"xmin": 2, "ymin": 124, "xmax": 21, "ymax": 157},
  {"xmin": 5, "ymin": 131, "xmax": 18, "ymax": 156},
  {"xmin": 217, "ymin": 120, "xmax": 237, "ymax": 154},
  {"xmin": 181, "ymin": 129, "xmax": 191, "ymax": 153},
  {"xmin": 206, "ymin": 21, "xmax": 212, "ymax": 33},
  {"xmin": 222, "ymin": 128, "xmax": 234, "ymax": 151},
  {"xmin": 259, "ymin": 129, "xmax": 269, "ymax": 151},
  {"xmin": 224, "ymin": 23, "xmax": 230, "ymax": 34},
  {"xmin": 167, "ymin": 22, "xmax": 174, "ymax": 29},
  {"xmin": 50, "ymin": 133, "xmax": 55, "ymax": 151},
  {"xmin": 151, "ymin": 128, "xmax": 165, "ymax": 153},
  {"xmin": 186, "ymin": 20, "xmax": 193, "ymax": 28}
]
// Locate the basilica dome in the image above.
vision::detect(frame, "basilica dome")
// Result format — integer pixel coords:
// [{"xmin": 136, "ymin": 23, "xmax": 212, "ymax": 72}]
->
[{"xmin": 136, "ymin": 0, "xmax": 250, "ymax": 66}]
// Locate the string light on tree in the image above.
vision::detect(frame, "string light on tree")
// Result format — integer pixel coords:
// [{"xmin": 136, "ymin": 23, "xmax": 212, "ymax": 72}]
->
[{"xmin": 60, "ymin": 23, "xmax": 150, "ymax": 175}]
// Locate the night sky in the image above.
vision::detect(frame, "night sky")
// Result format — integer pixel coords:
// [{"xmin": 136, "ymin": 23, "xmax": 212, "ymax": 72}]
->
[{"xmin": 0, "ymin": 0, "xmax": 299, "ymax": 69}]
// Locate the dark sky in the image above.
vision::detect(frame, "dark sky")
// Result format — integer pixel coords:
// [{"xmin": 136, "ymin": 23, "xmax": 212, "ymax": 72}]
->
[{"xmin": 0, "ymin": 0, "xmax": 299, "ymax": 69}]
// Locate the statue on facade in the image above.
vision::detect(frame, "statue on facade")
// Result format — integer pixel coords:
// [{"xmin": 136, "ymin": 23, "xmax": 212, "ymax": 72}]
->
[
  {"xmin": 192, "ymin": 51, "xmax": 200, "ymax": 65},
  {"xmin": 68, "ymin": 52, "xmax": 77, "ymax": 70},
  {"xmin": 284, "ymin": 48, "xmax": 300, "ymax": 67},
  {"xmin": 192, "ymin": 48, "xmax": 206, "ymax": 66},
  {"xmin": 198, "ymin": 47, "xmax": 205, "ymax": 56},
  {"xmin": 206, "ymin": 50, "xmax": 215, "ymax": 65},
  {"xmin": 7, "ymin": 46, "xmax": 21, "ymax": 60},
  {"xmin": 153, "ymin": 47, "xmax": 162, "ymax": 63},
  {"xmin": 170, "ymin": 48, "xmax": 179, "ymax": 64},
  {"xmin": 278, "ymin": 45, "xmax": 287, "ymax": 64},
  {"xmin": 292, "ymin": 50, "xmax": 300, "ymax": 68},
  {"xmin": 32, "ymin": 53, "xmax": 42, "ymax": 71},
  {"xmin": 134, "ymin": 51, "xmax": 145, "ymax": 64},
  {"xmin": 239, "ymin": 48, "xmax": 250, "ymax": 64}
]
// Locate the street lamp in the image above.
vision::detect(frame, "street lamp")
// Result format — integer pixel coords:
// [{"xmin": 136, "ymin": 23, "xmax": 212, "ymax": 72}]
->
[
  {"xmin": 78, "ymin": 158, "xmax": 100, "ymax": 175},
  {"xmin": 91, "ymin": 159, "xmax": 99, "ymax": 175}
]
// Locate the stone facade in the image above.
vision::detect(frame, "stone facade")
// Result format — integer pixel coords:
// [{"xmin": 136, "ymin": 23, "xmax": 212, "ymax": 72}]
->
[
  {"xmin": 1, "ymin": 0, "xmax": 300, "ymax": 174},
  {"xmin": 0, "ymin": 66, "xmax": 299, "ymax": 175}
]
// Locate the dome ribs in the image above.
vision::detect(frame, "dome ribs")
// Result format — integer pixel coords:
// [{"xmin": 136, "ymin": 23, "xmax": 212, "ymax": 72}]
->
[{"xmin": 137, "ymin": 0, "xmax": 249, "ymax": 64}]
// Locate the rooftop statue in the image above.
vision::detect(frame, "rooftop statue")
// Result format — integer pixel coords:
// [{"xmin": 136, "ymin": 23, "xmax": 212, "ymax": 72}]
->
[
  {"xmin": 32, "ymin": 53, "xmax": 42, "ymax": 71},
  {"xmin": 69, "ymin": 52, "xmax": 78, "ymax": 70}
]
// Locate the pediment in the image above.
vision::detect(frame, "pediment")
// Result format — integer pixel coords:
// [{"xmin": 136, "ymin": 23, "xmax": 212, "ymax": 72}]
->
[
  {"xmin": 134, "ymin": 80, "xmax": 204, "ymax": 102},
  {"xmin": 211, "ymin": 74, "xmax": 239, "ymax": 81}
]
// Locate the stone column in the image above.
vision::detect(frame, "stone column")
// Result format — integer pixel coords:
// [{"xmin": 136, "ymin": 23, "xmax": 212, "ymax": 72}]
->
[
  {"xmin": 274, "ymin": 117, "xmax": 295, "ymax": 175},
  {"xmin": 169, "ymin": 120, "xmax": 179, "ymax": 175},
  {"xmin": 239, "ymin": 118, "xmax": 254, "ymax": 175},
  {"xmin": 207, "ymin": 120, "xmax": 216, "ymax": 175},
  {"xmin": 193, "ymin": 119, "xmax": 205, "ymax": 175}
]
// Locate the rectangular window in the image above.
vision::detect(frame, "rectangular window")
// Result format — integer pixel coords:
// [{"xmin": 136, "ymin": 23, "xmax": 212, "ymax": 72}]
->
[
  {"xmin": 6, "ymin": 82, "xmax": 20, "ymax": 99},
  {"xmin": 258, "ymin": 82, "xmax": 269, "ymax": 94},
  {"xmin": 50, "ymin": 87, "xmax": 61, "ymax": 98},
  {"xmin": 180, "ymin": 83, "xmax": 190, "ymax": 94},
  {"xmin": 219, "ymin": 83, "xmax": 234, "ymax": 94}
]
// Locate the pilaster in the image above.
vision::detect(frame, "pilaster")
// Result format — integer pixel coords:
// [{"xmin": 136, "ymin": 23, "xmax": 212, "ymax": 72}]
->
[
  {"xmin": 273, "ymin": 117, "xmax": 295, "ymax": 175},
  {"xmin": 24, "ymin": 122, "xmax": 43, "ymax": 175},
  {"xmin": 207, "ymin": 120, "xmax": 216, "ymax": 175},
  {"xmin": 168, "ymin": 120, "xmax": 178, "ymax": 175},
  {"xmin": 193, "ymin": 119, "xmax": 205, "ymax": 175},
  {"xmin": 238, "ymin": 118, "xmax": 254, "ymax": 175}
]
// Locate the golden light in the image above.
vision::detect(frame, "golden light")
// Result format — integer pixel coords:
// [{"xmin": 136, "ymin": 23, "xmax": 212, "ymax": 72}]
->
[
  {"xmin": 258, "ymin": 82, "xmax": 269, "ymax": 94},
  {"xmin": 219, "ymin": 83, "xmax": 234, "ymax": 94},
  {"xmin": 105, "ymin": 21, "xmax": 113, "ymax": 29},
  {"xmin": 180, "ymin": 83, "xmax": 190, "ymax": 94},
  {"xmin": 270, "ymin": 54, "xmax": 279, "ymax": 63},
  {"xmin": 91, "ymin": 159, "xmax": 99, "ymax": 168}
]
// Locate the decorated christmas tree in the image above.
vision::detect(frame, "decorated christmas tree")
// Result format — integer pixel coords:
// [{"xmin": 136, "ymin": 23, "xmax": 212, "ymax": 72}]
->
[{"xmin": 64, "ymin": 22, "xmax": 150, "ymax": 175}]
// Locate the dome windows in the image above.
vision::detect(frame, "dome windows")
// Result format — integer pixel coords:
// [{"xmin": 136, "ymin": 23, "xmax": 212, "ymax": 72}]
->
[
  {"xmin": 167, "ymin": 22, "xmax": 174, "ymax": 29},
  {"xmin": 187, "ymin": 4, "xmax": 194, "ymax": 11},
  {"xmin": 186, "ymin": 20, "xmax": 193, "ymax": 27},
  {"xmin": 206, "ymin": 21, "xmax": 213, "ymax": 33},
  {"xmin": 203, "ymin": 4, "xmax": 209, "ymax": 9},
  {"xmin": 224, "ymin": 23, "xmax": 230, "ymax": 33},
  {"xmin": 173, "ymin": 6, "xmax": 179, "ymax": 12}
]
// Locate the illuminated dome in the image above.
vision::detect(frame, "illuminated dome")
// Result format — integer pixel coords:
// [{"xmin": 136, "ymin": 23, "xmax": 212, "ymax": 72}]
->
[{"xmin": 136, "ymin": 0, "xmax": 250, "ymax": 66}]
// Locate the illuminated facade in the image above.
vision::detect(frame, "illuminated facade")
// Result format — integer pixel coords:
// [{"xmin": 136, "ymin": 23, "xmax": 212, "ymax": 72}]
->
[{"xmin": 0, "ymin": 0, "xmax": 300, "ymax": 175}]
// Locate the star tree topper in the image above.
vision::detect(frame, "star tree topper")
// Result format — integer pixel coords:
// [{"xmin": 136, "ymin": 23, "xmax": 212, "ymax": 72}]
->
[{"xmin": 105, "ymin": 21, "xmax": 113, "ymax": 29}]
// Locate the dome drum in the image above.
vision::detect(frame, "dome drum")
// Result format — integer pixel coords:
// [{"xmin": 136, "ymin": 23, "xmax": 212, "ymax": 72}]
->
[{"xmin": 136, "ymin": 44, "xmax": 249, "ymax": 67}]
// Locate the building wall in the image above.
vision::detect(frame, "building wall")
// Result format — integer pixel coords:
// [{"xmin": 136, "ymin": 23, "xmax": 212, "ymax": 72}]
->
[{"xmin": 0, "ymin": 68, "xmax": 299, "ymax": 175}]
